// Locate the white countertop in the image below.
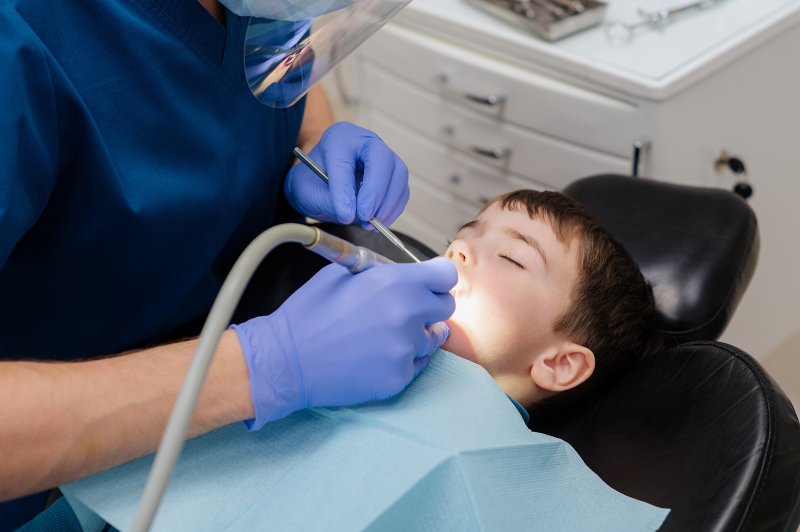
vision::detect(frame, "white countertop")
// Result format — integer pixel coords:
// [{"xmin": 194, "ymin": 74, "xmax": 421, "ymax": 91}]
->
[{"xmin": 395, "ymin": 0, "xmax": 800, "ymax": 99}]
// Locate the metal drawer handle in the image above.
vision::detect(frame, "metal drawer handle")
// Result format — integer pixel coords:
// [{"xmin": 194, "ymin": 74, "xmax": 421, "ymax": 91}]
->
[
  {"xmin": 436, "ymin": 74, "xmax": 506, "ymax": 110},
  {"xmin": 442, "ymin": 126, "xmax": 511, "ymax": 166},
  {"xmin": 632, "ymin": 137, "xmax": 651, "ymax": 177},
  {"xmin": 447, "ymin": 175, "xmax": 491, "ymax": 207},
  {"xmin": 471, "ymin": 146, "xmax": 508, "ymax": 160}
]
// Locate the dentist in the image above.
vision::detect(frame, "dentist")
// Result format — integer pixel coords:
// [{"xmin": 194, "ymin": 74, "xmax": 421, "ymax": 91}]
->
[{"xmin": 0, "ymin": 0, "xmax": 456, "ymax": 526}]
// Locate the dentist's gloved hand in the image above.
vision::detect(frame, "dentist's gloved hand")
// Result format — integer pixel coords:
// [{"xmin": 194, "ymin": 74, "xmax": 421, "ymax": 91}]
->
[
  {"xmin": 285, "ymin": 122, "xmax": 409, "ymax": 228},
  {"xmin": 231, "ymin": 257, "xmax": 457, "ymax": 430}
]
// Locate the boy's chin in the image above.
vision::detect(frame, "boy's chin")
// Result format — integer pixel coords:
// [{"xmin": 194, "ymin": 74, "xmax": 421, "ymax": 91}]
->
[
  {"xmin": 441, "ymin": 337, "xmax": 454, "ymax": 353},
  {"xmin": 440, "ymin": 321, "xmax": 457, "ymax": 353},
  {"xmin": 440, "ymin": 331, "xmax": 478, "ymax": 364}
]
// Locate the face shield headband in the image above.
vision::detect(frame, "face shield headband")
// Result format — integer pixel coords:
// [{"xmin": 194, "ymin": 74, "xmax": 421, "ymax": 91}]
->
[{"xmin": 235, "ymin": 0, "xmax": 413, "ymax": 108}]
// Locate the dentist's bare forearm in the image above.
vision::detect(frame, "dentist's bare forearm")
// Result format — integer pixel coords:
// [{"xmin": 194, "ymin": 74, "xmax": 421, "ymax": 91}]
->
[
  {"xmin": 295, "ymin": 85, "xmax": 335, "ymax": 154},
  {"xmin": 0, "ymin": 330, "xmax": 253, "ymax": 500}
]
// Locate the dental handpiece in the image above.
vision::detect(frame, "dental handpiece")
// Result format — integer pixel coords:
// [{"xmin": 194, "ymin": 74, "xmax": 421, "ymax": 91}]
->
[
  {"xmin": 306, "ymin": 226, "xmax": 394, "ymax": 273},
  {"xmin": 293, "ymin": 147, "xmax": 422, "ymax": 264}
]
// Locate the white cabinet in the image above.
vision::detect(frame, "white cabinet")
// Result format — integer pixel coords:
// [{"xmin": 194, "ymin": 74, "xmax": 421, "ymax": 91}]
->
[{"xmin": 350, "ymin": 0, "xmax": 800, "ymax": 360}]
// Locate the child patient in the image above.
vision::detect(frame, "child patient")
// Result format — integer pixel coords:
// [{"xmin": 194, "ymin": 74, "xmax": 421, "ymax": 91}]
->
[{"xmin": 439, "ymin": 189, "xmax": 664, "ymax": 417}]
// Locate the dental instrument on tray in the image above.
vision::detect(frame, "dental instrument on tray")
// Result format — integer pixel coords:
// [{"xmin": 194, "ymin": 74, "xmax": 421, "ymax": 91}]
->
[
  {"xmin": 466, "ymin": 0, "xmax": 607, "ymax": 41},
  {"xmin": 131, "ymin": 222, "xmax": 393, "ymax": 531},
  {"xmin": 604, "ymin": 0, "xmax": 726, "ymax": 44},
  {"xmin": 293, "ymin": 146, "xmax": 422, "ymax": 263}
]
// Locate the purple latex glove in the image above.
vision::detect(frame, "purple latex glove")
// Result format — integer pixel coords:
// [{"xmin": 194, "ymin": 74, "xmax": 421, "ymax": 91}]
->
[
  {"xmin": 231, "ymin": 257, "xmax": 457, "ymax": 430},
  {"xmin": 285, "ymin": 122, "xmax": 409, "ymax": 228}
]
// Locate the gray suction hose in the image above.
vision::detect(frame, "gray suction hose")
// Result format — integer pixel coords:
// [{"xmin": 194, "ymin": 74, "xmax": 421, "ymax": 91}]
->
[{"xmin": 131, "ymin": 224, "xmax": 393, "ymax": 531}]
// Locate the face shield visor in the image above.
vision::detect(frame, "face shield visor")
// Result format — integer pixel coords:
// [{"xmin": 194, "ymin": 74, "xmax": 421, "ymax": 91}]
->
[{"xmin": 238, "ymin": 0, "xmax": 412, "ymax": 108}]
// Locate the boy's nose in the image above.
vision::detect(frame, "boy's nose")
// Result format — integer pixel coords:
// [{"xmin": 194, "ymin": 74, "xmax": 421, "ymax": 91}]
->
[{"xmin": 446, "ymin": 240, "xmax": 472, "ymax": 265}]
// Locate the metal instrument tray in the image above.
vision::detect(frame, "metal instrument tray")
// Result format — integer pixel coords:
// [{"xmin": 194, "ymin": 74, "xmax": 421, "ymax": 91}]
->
[{"xmin": 464, "ymin": 0, "xmax": 607, "ymax": 41}]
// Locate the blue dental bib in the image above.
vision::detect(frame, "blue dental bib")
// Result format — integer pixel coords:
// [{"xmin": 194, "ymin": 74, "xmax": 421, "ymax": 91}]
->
[{"xmin": 63, "ymin": 350, "xmax": 668, "ymax": 531}]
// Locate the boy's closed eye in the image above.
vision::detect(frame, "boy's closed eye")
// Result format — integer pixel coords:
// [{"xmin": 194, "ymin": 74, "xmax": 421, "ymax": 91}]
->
[{"xmin": 499, "ymin": 253, "xmax": 524, "ymax": 269}]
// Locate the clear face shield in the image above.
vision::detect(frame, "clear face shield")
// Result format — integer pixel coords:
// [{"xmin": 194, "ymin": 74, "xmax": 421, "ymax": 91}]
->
[{"xmin": 237, "ymin": 0, "xmax": 413, "ymax": 108}]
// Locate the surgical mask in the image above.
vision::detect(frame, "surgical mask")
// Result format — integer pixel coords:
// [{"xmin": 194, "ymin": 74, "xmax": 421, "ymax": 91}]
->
[{"xmin": 226, "ymin": 0, "xmax": 413, "ymax": 108}]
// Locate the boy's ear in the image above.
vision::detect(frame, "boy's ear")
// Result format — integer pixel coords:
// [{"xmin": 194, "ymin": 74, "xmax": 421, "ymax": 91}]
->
[{"xmin": 531, "ymin": 343, "xmax": 595, "ymax": 393}]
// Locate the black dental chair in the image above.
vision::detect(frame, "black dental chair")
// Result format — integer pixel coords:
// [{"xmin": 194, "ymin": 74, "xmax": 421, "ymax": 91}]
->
[{"xmin": 237, "ymin": 175, "xmax": 800, "ymax": 532}]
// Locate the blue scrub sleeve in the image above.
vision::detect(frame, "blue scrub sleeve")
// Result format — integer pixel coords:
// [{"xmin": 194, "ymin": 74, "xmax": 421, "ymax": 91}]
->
[
  {"xmin": 0, "ymin": 7, "xmax": 61, "ymax": 270},
  {"xmin": 16, "ymin": 497, "xmax": 85, "ymax": 532}
]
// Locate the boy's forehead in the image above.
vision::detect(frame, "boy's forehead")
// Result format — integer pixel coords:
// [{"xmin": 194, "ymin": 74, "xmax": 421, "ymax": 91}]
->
[
  {"xmin": 478, "ymin": 201, "xmax": 545, "ymax": 227},
  {"xmin": 475, "ymin": 202, "xmax": 580, "ymax": 262},
  {"xmin": 477, "ymin": 200, "xmax": 511, "ymax": 219}
]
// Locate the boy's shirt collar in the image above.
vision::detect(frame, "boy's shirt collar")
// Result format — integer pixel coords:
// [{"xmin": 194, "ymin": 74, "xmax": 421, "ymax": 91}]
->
[{"xmin": 507, "ymin": 395, "xmax": 530, "ymax": 425}]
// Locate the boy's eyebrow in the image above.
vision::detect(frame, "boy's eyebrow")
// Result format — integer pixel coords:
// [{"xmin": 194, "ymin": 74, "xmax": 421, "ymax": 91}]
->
[
  {"xmin": 503, "ymin": 227, "xmax": 549, "ymax": 269},
  {"xmin": 457, "ymin": 220, "xmax": 479, "ymax": 232}
]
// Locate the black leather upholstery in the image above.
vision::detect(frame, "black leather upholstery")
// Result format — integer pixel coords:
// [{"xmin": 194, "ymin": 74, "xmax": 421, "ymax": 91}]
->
[
  {"xmin": 554, "ymin": 175, "xmax": 799, "ymax": 531},
  {"xmin": 564, "ymin": 175, "xmax": 759, "ymax": 345},
  {"xmin": 534, "ymin": 341, "xmax": 800, "ymax": 532}
]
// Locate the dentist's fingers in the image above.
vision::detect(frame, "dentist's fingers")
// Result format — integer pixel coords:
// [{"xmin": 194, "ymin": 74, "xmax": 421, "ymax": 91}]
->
[
  {"xmin": 375, "ymin": 162, "xmax": 410, "ymax": 225},
  {"xmin": 320, "ymin": 142, "xmax": 358, "ymax": 224},
  {"xmin": 413, "ymin": 257, "xmax": 458, "ymax": 294},
  {"xmin": 413, "ymin": 353, "xmax": 432, "ymax": 378},
  {"xmin": 427, "ymin": 321, "xmax": 451, "ymax": 350},
  {"xmin": 359, "ymin": 185, "xmax": 410, "ymax": 232},
  {"xmin": 411, "ymin": 322, "xmax": 450, "ymax": 379},
  {"xmin": 388, "ymin": 187, "xmax": 411, "ymax": 227},
  {"xmin": 284, "ymin": 148, "xmax": 338, "ymax": 222},
  {"xmin": 423, "ymin": 293, "xmax": 456, "ymax": 332},
  {"xmin": 355, "ymin": 138, "xmax": 398, "ymax": 222}
]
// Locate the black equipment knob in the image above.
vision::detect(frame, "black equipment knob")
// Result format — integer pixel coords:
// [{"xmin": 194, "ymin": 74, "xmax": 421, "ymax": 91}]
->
[
  {"xmin": 733, "ymin": 182, "xmax": 753, "ymax": 199},
  {"xmin": 728, "ymin": 157, "xmax": 746, "ymax": 174}
]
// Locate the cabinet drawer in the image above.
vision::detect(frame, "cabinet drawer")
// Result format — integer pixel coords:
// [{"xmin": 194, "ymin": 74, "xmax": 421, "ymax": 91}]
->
[
  {"xmin": 362, "ymin": 63, "xmax": 630, "ymax": 189},
  {"xmin": 370, "ymin": 109, "xmax": 550, "ymax": 207},
  {"xmin": 359, "ymin": 23, "xmax": 642, "ymax": 157},
  {"xmin": 392, "ymin": 211, "xmax": 449, "ymax": 255},
  {"xmin": 405, "ymin": 175, "xmax": 481, "ymax": 239}
]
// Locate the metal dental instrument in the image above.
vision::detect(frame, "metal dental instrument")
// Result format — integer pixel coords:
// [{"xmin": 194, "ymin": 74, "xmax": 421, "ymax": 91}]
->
[
  {"xmin": 548, "ymin": 0, "xmax": 585, "ymax": 14},
  {"xmin": 293, "ymin": 147, "xmax": 422, "ymax": 263},
  {"xmin": 530, "ymin": 0, "xmax": 567, "ymax": 18},
  {"xmin": 604, "ymin": 0, "xmax": 725, "ymax": 44}
]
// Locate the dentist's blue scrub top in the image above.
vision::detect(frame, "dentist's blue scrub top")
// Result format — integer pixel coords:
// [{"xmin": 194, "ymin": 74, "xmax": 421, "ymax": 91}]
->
[
  {"xmin": 0, "ymin": 0, "xmax": 305, "ymax": 525},
  {"xmin": 0, "ymin": 0, "xmax": 306, "ymax": 361}
]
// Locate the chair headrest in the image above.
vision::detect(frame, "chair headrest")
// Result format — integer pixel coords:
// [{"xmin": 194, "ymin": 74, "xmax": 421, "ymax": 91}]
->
[
  {"xmin": 564, "ymin": 175, "xmax": 759, "ymax": 344},
  {"xmin": 533, "ymin": 341, "xmax": 800, "ymax": 532}
]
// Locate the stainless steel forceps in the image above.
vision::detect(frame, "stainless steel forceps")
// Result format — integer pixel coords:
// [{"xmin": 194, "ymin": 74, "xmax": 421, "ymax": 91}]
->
[{"xmin": 604, "ymin": 0, "xmax": 725, "ymax": 43}]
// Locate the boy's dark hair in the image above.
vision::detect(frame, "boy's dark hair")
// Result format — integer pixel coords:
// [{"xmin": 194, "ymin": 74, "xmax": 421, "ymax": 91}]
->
[{"xmin": 487, "ymin": 190, "xmax": 664, "ymax": 407}]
